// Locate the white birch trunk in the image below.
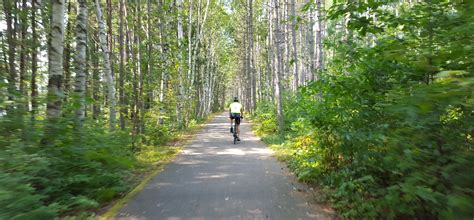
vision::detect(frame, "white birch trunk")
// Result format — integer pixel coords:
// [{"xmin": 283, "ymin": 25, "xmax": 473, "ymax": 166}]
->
[
  {"xmin": 177, "ymin": 0, "xmax": 185, "ymax": 127},
  {"xmin": 308, "ymin": 4, "xmax": 316, "ymax": 81},
  {"xmin": 74, "ymin": 0, "xmax": 88, "ymax": 125},
  {"xmin": 46, "ymin": 0, "xmax": 65, "ymax": 119},
  {"xmin": 95, "ymin": 0, "xmax": 116, "ymax": 129}
]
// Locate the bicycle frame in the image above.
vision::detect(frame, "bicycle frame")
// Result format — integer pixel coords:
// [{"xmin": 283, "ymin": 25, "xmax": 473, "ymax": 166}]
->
[{"xmin": 231, "ymin": 118, "xmax": 238, "ymax": 144}]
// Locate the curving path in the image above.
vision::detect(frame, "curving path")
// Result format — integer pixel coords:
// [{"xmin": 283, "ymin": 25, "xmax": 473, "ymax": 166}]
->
[{"xmin": 115, "ymin": 113, "xmax": 334, "ymax": 220}]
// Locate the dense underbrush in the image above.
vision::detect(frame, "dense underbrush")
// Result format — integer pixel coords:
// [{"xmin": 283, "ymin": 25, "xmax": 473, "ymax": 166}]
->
[
  {"xmin": 253, "ymin": 2, "xmax": 473, "ymax": 218},
  {"xmin": 254, "ymin": 71, "xmax": 473, "ymax": 218},
  {"xmin": 0, "ymin": 111, "xmax": 204, "ymax": 219}
]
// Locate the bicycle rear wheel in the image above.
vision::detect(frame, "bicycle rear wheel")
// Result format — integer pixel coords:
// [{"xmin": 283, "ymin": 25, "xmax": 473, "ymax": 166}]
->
[{"xmin": 233, "ymin": 124, "xmax": 238, "ymax": 144}]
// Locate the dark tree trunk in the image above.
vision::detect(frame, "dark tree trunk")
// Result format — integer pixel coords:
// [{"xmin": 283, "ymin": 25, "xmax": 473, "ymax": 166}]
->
[
  {"xmin": 19, "ymin": 0, "xmax": 28, "ymax": 98},
  {"xmin": 3, "ymin": 0, "xmax": 17, "ymax": 104},
  {"xmin": 31, "ymin": 0, "xmax": 38, "ymax": 120},
  {"xmin": 119, "ymin": 0, "xmax": 126, "ymax": 130}
]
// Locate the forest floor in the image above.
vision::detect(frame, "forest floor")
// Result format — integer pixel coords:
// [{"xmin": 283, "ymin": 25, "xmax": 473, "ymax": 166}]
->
[{"xmin": 108, "ymin": 113, "xmax": 335, "ymax": 219}]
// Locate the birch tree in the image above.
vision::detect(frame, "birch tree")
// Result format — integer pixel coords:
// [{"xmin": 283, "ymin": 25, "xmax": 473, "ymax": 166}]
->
[
  {"xmin": 74, "ymin": 0, "xmax": 88, "ymax": 126},
  {"xmin": 95, "ymin": 0, "xmax": 117, "ymax": 129},
  {"xmin": 176, "ymin": 0, "xmax": 185, "ymax": 127},
  {"xmin": 46, "ymin": 0, "xmax": 65, "ymax": 119}
]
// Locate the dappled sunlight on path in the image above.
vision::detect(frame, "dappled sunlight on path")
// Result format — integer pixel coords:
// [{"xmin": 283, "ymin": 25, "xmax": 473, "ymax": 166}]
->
[{"xmin": 115, "ymin": 112, "xmax": 334, "ymax": 220}]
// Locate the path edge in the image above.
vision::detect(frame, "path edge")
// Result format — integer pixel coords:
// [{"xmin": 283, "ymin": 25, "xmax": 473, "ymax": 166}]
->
[
  {"xmin": 99, "ymin": 112, "xmax": 221, "ymax": 220},
  {"xmin": 99, "ymin": 158, "xmax": 174, "ymax": 220}
]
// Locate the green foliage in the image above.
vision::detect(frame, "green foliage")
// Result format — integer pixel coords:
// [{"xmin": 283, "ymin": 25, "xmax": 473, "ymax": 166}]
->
[
  {"xmin": 0, "ymin": 105, "xmax": 200, "ymax": 218},
  {"xmin": 253, "ymin": 101, "xmax": 278, "ymax": 136},
  {"xmin": 0, "ymin": 115, "xmax": 135, "ymax": 218},
  {"xmin": 254, "ymin": 1, "xmax": 474, "ymax": 218}
]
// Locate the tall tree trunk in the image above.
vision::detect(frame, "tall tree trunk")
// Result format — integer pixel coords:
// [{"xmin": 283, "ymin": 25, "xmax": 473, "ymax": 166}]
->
[
  {"xmin": 267, "ymin": 0, "xmax": 275, "ymax": 102},
  {"xmin": 144, "ymin": 0, "xmax": 153, "ymax": 132},
  {"xmin": 244, "ymin": 1, "xmax": 250, "ymax": 112},
  {"xmin": 119, "ymin": 0, "xmax": 126, "ymax": 129},
  {"xmin": 31, "ymin": 0, "xmax": 38, "ymax": 120},
  {"xmin": 107, "ymin": 0, "xmax": 114, "ymax": 78},
  {"xmin": 291, "ymin": 0, "xmax": 298, "ymax": 90},
  {"xmin": 64, "ymin": 0, "xmax": 73, "ymax": 92},
  {"xmin": 315, "ymin": 0, "xmax": 324, "ymax": 73},
  {"xmin": 3, "ymin": 0, "xmax": 17, "ymax": 104},
  {"xmin": 249, "ymin": 0, "xmax": 257, "ymax": 113},
  {"xmin": 187, "ymin": 0, "xmax": 193, "ymax": 89},
  {"xmin": 95, "ymin": 0, "xmax": 117, "ymax": 130},
  {"xmin": 176, "ymin": 0, "xmax": 185, "ymax": 127},
  {"xmin": 131, "ymin": 3, "xmax": 139, "ymax": 135},
  {"xmin": 157, "ymin": 0, "xmax": 167, "ymax": 125},
  {"xmin": 20, "ymin": 0, "xmax": 28, "ymax": 98},
  {"xmin": 74, "ymin": 0, "xmax": 88, "ymax": 126},
  {"xmin": 46, "ymin": 0, "xmax": 65, "ymax": 120},
  {"xmin": 284, "ymin": 0, "xmax": 290, "ymax": 88},
  {"xmin": 308, "ymin": 5, "xmax": 316, "ymax": 81},
  {"xmin": 273, "ymin": 0, "xmax": 285, "ymax": 133},
  {"xmin": 91, "ymin": 40, "xmax": 101, "ymax": 120},
  {"xmin": 136, "ymin": 0, "xmax": 144, "ymax": 134}
]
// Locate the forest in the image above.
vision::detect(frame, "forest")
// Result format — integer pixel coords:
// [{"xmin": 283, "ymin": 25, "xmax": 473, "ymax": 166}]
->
[{"xmin": 1, "ymin": 0, "xmax": 473, "ymax": 219}]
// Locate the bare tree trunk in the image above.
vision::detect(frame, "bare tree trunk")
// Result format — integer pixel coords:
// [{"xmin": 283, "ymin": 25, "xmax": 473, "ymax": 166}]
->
[
  {"xmin": 107, "ymin": 0, "xmax": 114, "ymax": 80},
  {"xmin": 308, "ymin": 4, "xmax": 316, "ymax": 81},
  {"xmin": 299, "ymin": 23, "xmax": 306, "ymax": 85},
  {"xmin": 284, "ymin": 0, "xmax": 290, "ymax": 88},
  {"xmin": 267, "ymin": 0, "xmax": 275, "ymax": 102},
  {"xmin": 91, "ymin": 40, "xmax": 101, "ymax": 120},
  {"xmin": 176, "ymin": 0, "xmax": 185, "ymax": 127},
  {"xmin": 132, "ymin": 0, "xmax": 142, "ymax": 135},
  {"xmin": 157, "ymin": 0, "xmax": 167, "ymax": 125},
  {"xmin": 3, "ymin": 0, "xmax": 17, "ymax": 104},
  {"xmin": 119, "ymin": 0, "xmax": 126, "ymax": 129},
  {"xmin": 187, "ymin": 0, "xmax": 193, "ymax": 89},
  {"xmin": 20, "ymin": 0, "xmax": 28, "ymax": 98},
  {"xmin": 273, "ymin": 0, "xmax": 285, "ymax": 133},
  {"xmin": 46, "ymin": 0, "xmax": 65, "ymax": 120},
  {"xmin": 74, "ymin": 0, "xmax": 88, "ymax": 126},
  {"xmin": 249, "ymin": 0, "xmax": 257, "ymax": 113},
  {"xmin": 291, "ymin": 0, "xmax": 298, "ymax": 89},
  {"xmin": 64, "ymin": 0, "xmax": 73, "ymax": 93},
  {"xmin": 316, "ymin": 0, "xmax": 325, "ymax": 70},
  {"xmin": 244, "ymin": 1, "xmax": 251, "ymax": 112},
  {"xmin": 95, "ymin": 0, "xmax": 116, "ymax": 130},
  {"xmin": 31, "ymin": 0, "xmax": 38, "ymax": 120}
]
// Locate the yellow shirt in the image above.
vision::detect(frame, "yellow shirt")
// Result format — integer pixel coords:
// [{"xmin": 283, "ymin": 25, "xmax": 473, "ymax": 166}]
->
[{"xmin": 229, "ymin": 102, "xmax": 242, "ymax": 113}]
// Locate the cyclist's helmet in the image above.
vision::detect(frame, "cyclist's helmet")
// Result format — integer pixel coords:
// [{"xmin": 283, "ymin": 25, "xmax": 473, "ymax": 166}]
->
[{"xmin": 233, "ymin": 97, "xmax": 239, "ymax": 102}]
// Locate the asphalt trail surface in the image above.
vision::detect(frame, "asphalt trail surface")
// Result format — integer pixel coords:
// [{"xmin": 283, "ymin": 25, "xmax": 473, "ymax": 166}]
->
[{"xmin": 115, "ymin": 113, "xmax": 334, "ymax": 220}]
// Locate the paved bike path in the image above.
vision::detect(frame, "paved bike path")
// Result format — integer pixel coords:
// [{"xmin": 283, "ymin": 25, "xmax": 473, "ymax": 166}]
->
[{"xmin": 115, "ymin": 113, "xmax": 334, "ymax": 219}]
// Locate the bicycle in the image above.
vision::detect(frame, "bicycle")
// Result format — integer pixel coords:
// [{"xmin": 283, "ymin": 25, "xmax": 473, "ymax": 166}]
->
[{"xmin": 230, "ymin": 116, "xmax": 242, "ymax": 144}]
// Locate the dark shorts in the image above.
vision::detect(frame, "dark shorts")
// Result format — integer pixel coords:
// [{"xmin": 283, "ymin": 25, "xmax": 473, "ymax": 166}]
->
[{"xmin": 230, "ymin": 113, "xmax": 241, "ymax": 125}]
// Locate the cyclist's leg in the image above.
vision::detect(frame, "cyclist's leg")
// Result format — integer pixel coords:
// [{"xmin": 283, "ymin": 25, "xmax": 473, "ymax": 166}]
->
[
  {"xmin": 236, "ymin": 116, "xmax": 241, "ymax": 137},
  {"xmin": 229, "ymin": 114, "xmax": 234, "ymax": 133}
]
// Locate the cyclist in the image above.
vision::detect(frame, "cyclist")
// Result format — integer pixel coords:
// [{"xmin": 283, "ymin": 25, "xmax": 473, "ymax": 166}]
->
[{"xmin": 229, "ymin": 97, "xmax": 243, "ymax": 141}]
